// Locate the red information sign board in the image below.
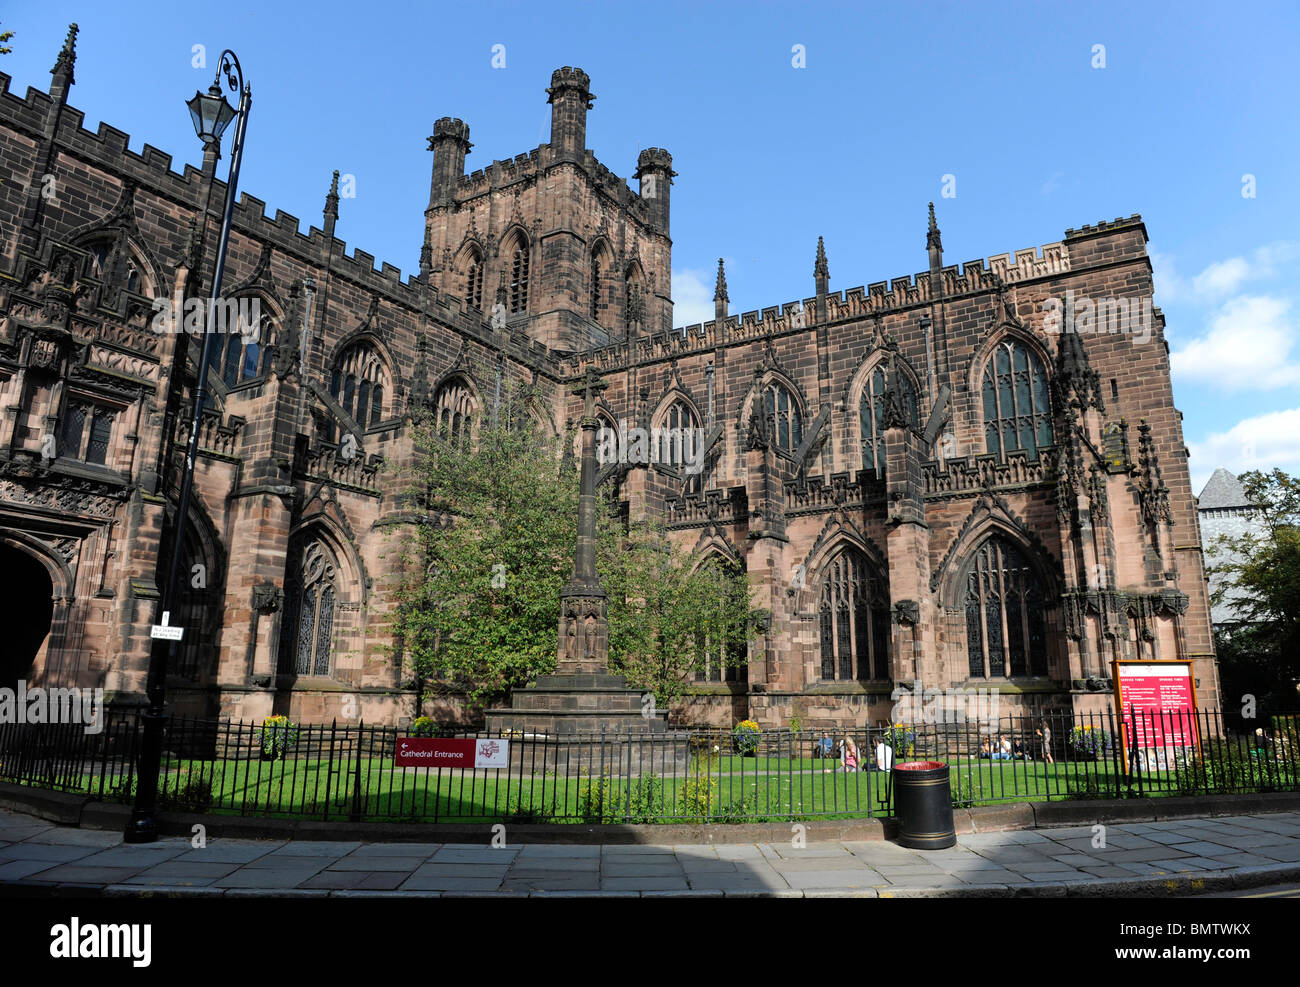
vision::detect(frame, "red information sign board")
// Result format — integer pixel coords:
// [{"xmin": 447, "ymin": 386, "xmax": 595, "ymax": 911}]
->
[
  {"xmin": 394, "ymin": 737, "xmax": 509, "ymax": 769},
  {"xmin": 1113, "ymin": 660, "xmax": 1201, "ymax": 771}
]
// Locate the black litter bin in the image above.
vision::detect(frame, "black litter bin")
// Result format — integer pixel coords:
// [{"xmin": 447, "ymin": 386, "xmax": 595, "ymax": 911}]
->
[{"xmin": 892, "ymin": 760, "xmax": 956, "ymax": 849}]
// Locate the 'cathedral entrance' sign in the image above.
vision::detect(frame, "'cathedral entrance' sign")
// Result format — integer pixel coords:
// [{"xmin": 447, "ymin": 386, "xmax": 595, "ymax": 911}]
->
[{"xmin": 395, "ymin": 737, "xmax": 510, "ymax": 769}]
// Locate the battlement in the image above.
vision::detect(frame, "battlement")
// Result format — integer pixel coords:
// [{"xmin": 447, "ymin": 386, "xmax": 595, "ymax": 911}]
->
[
  {"xmin": 457, "ymin": 146, "xmax": 544, "ymax": 192},
  {"xmin": 558, "ymin": 219, "xmax": 1152, "ymax": 377},
  {"xmin": 432, "ymin": 116, "xmax": 471, "ymax": 144},
  {"xmin": 636, "ymin": 147, "xmax": 674, "ymax": 172},
  {"xmin": 547, "ymin": 66, "xmax": 593, "ymax": 101},
  {"xmin": 448, "ymin": 144, "xmax": 655, "ymax": 227},
  {"xmin": 1065, "ymin": 214, "xmax": 1146, "ymax": 239},
  {"xmin": 0, "ymin": 70, "xmax": 576, "ymax": 377}
]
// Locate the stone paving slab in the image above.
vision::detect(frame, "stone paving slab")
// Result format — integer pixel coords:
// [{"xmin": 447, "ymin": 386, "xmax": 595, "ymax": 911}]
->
[
  {"xmin": 123, "ymin": 861, "xmax": 241, "ymax": 882},
  {"xmin": 171, "ymin": 844, "xmax": 278, "ymax": 864},
  {"xmin": 327, "ymin": 855, "xmax": 432, "ymax": 872},
  {"xmin": 25, "ymin": 864, "xmax": 144, "ymax": 884},
  {"xmin": 0, "ymin": 843, "xmax": 100, "ymax": 862},
  {"xmin": 213, "ymin": 866, "xmax": 329, "ymax": 889},
  {"xmin": 0, "ymin": 858, "xmax": 63, "ymax": 880}
]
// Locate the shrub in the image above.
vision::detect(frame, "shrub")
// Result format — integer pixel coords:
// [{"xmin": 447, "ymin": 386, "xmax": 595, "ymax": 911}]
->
[
  {"xmin": 160, "ymin": 773, "xmax": 215, "ymax": 811},
  {"xmin": 689, "ymin": 733, "xmax": 723, "ymax": 770},
  {"xmin": 679, "ymin": 777, "xmax": 718, "ymax": 817},
  {"xmin": 504, "ymin": 793, "xmax": 558, "ymax": 823},
  {"xmin": 950, "ymin": 772, "xmax": 985, "ymax": 809},
  {"xmin": 715, "ymin": 791, "xmax": 759, "ymax": 823},
  {"xmin": 1064, "ymin": 773, "xmax": 1105, "ymax": 800},
  {"xmin": 1067, "ymin": 725, "xmax": 1109, "ymax": 758},
  {"xmin": 884, "ymin": 723, "xmax": 915, "ymax": 756},
  {"xmin": 408, "ymin": 716, "xmax": 436, "ymax": 738},
  {"xmin": 732, "ymin": 720, "xmax": 761, "ymax": 756},
  {"xmin": 260, "ymin": 715, "xmax": 298, "ymax": 760},
  {"xmin": 578, "ymin": 775, "xmax": 617, "ymax": 823}
]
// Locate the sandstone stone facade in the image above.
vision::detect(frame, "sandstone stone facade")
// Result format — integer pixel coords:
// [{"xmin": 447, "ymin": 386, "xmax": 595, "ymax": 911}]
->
[{"xmin": 0, "ymin": 30, "xmax": 1218, "ymax": 731}]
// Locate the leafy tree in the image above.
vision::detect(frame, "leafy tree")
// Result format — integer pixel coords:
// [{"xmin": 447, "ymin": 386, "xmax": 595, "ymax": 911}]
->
[
  {"xmin": 1206, "ymin": 468, "xmax": 1300, "ymax": 717},
  {"xmin": 0, "ymin": 24, "xmax": 13, "ymax": 56},
  {"xmin": 605, "ymin": 522, "xmax": 760, "ymax": 708},
  {"xmin": 388, "ymin": 367, "xmax": 761, "ymax": 717}
]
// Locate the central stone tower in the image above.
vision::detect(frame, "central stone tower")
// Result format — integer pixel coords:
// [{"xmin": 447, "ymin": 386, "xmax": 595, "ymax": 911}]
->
[{"xmin": 421, "ymin": 67, "xmax": 675, "ymax": 353}]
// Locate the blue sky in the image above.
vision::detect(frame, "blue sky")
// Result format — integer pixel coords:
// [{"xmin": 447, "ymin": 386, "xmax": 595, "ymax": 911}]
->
[{"xmin": 3, "ymin": 1, "xmax": 1298, "ymax": 492}]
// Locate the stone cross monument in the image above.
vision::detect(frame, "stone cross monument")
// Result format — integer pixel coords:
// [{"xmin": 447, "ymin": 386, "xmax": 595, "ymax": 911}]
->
[{"xmin": 485, "ymin": 367, "xmax": 674, "ymax": 737}]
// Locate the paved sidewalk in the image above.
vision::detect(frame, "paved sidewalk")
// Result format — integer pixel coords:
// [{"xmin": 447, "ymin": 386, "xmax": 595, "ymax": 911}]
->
[{"xmin": 2, "ymin": 808, "xmax": 1300, "ymax": 897}]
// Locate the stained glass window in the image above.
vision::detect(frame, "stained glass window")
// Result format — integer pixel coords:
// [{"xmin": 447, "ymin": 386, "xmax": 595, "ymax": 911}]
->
[
  {"xmin": 818, "ymin": 547, "xmax": 888, "ymax": 681},
  {"xmin": 860, "ymin": 365, "xmax": 919, "ymax": 475},
  {"xmin": 962, "ymin": 537, "xmax": 1048, "ymax": 679},
  {"xmin": 981, "ymin": 339, "xmax": 1052, "ymax": 460}
]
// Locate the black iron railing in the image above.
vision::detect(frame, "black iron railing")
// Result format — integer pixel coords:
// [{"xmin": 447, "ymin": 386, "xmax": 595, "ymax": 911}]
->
[{"xmin": 1, "ymin": 708, "xmax": 1296, "ymax": 825}]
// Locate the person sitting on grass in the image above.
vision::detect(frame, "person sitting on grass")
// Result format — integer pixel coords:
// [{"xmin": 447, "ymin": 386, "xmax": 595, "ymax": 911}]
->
[
  {"xmin": 875, "ymin": 738, "xmax": 894, "ymax": 772},
  {"xmin": 991, "ymin": 734, "xmax": 1012, "ymax": 760},
  {"xmin": 815, "ymin": 733, "xmax": 836, "ymax": 759},
  {"xmin": 1012, "ymin": 737, "xmax": 1027, "ymax": 760},
  {"xmin": 842, "ymin": 736, "xmax": 861, "ymax": 772},
  {"xmin": 979, "ymin": 738, "xmax": 992, "ymax": 759}
]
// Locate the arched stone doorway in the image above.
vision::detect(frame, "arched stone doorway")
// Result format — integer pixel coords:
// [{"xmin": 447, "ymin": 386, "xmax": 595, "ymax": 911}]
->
[{"xmin": 0, "ymin": 543, "xmax": 55, "ymax": 691}]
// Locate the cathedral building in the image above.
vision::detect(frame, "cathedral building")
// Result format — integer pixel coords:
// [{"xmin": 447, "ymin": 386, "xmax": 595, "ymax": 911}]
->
[{"xmin": 0, "ymin": 28, "xmax": 1218, "ymax": 729}]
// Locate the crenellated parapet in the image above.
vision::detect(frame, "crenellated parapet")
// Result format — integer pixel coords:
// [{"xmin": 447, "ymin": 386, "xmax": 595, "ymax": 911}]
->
[
  {"xmin": 664, "ymin": 485, "xmax": 747, "ymax": 529},
  {"xmin": 923, "ymin": 449, "xmax": 1058, "ymax": 500},
  {"xmin": 783, "ymin": 470, "xmax": 886, "ymax": 517},
  {"xmin": 293, "ymin": 438, "xmax": 383, "ymax": 497}
]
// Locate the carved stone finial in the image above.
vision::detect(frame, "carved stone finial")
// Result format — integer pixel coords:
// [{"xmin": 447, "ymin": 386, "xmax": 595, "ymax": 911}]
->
[
  {"xmin": 713, "ymin": 258, "xmax": 728, "ymax": 303},
  {"xmin": 814, "ymin": 236, "xmax": 829, "ymax": 281},
  {"xmin": 52, "ymin": 23, "xmax": 78, "ymax": 83},
  {"xmin": 927, "ymin": 201, "xmax": 942, "ymax": 251},
  {"xmin": 324, "ymin": 170, "xmax": 340, "ymax": 220}
]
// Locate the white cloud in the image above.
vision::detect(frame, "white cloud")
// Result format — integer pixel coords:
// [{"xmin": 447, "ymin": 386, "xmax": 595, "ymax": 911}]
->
[
  {"xmin": 1171, "ymin": 295, "xmax": 1300, "ymax": 391},
  {"xmin": 1192, "ymin": 256, "xmax": 1251, "ymax": 296},
  {"xmin": 1157, "ymin": 240, "xmax": 1300, "ymax": 306},
  {"xmin": 1187, "ymin": 407, "xmax": 1300, "ymax": 493},
  {"xmin": 671, "ymin": 266, "xmax": 719, "ymax": 328}
]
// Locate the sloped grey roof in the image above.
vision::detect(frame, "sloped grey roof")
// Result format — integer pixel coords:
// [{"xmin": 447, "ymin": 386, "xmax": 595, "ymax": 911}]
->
[{"xmin": 1198, "ymin": 468, "xmax": 1253, "ymax": 510}]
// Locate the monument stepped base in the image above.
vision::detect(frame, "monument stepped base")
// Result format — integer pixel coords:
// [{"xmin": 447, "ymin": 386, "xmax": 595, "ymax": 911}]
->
[{"xmin": 485, "ymin": 672, "xmax": 691, "ymax": 773}]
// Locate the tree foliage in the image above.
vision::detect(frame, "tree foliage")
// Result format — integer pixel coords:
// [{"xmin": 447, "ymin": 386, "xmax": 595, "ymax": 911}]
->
[
  {"xmin": 388, "ymin": 369, "xmax": 762, "ymax": 716},
  {"xmin": 1206, "ymin": 468, "xmax": 1300, "ymax": 714}
]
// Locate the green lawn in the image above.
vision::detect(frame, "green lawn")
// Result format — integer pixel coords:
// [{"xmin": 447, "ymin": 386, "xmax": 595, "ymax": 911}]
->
[
  {"xmin": 10, "ymin": 744, "xmax": 1294, "ymax": 825},
  {"xmin": 64, "ymin": 748, "xmax": 1290, "ymax": 824}
]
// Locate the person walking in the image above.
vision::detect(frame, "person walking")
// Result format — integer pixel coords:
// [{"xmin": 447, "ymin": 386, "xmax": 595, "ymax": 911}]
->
[{"xmin": 1037, "ymin": 718, "xmax": 1054, "ymax": 764}]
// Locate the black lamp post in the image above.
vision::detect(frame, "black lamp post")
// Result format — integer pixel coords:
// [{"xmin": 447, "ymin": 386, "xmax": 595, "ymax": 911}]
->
[{"xmin": 125, "ymin": 51, "xmax": 251, "ymax": 843}]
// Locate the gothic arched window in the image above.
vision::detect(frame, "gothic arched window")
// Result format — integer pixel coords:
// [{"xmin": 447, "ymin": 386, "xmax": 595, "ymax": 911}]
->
[
  {"xmin": 464, "ymin": 248, "xmax": 484, "ymax": 311},
  {"xmin": 330, "ymin": 342, "xmax": 389, "ymax": 429},
  {"xmin": 218, "ymin": 303, "xmax": 269, "ymax": 387},
  {"xmin": 174, "ymin": 524, "xmax": 218, "ymax": 681},
  {"xmin": 278, "ymin": 537, "xmax": 340, "ymax": 677},
  {"xmin": 692, "ymin": 556, "xmax": 749, "ymax": 684},
  {"xmin": 83, "ymin": 236, "xmax": 146, "ymax": 295},
  {"xmin": 661, "ymin": 399, "xmax": 703, "ymax": 493},
  {"xmin": 818, "ymin": 547, "xmax": 889, "ymax": 681},
  {"xmin": 590, "ymin": 251, "xmax": 603, "ymax": 322},
  {"xmin": 860, "ymin": 364, "xmax": 919, "ymax": 475},
  {"xmin": 962, "ymin": 536, "xmax": 1048, "ymax": 679},
  {"xmin": 433, "ymin": 377, "xmax": 477, "ymax": 450},
  {"xmin": 763, "ymin": 381, "xmax": 803, "ymax": 454},
  {"xmin": 981, "ymin": 339, "xmax": 1052, "ymax": 461},
  {"xmin": 506, "ymin": 233, "xmax": 530, "ymax": 314}
]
